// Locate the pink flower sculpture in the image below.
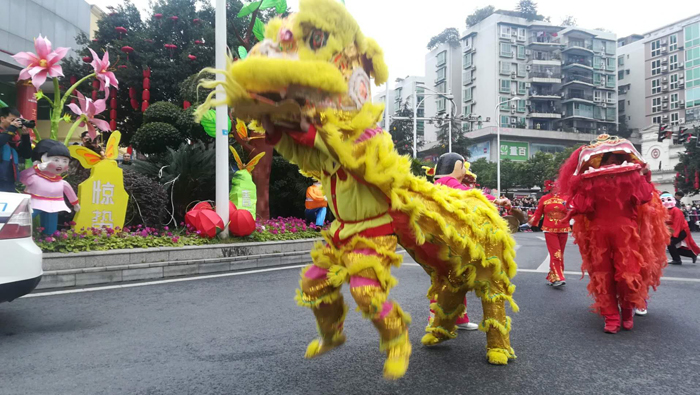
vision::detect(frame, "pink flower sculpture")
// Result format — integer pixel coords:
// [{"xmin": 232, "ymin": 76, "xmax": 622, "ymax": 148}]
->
[
  {"xmin": 88, "ymin": 48, "xmax": 119, "ymax": 92},
  {"xmin": 67, "ymin": 91, "xmax": 111, "ymax": 140},
  {"xmin": 12, "ymin": 35, "xmax": 69, "ymax": 90}
]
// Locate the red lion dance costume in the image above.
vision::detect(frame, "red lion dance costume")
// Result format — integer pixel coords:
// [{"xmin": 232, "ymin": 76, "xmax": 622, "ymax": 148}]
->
[{"xmin": 557, "ymin": 135, "xmax": 668, "ymax": 333}]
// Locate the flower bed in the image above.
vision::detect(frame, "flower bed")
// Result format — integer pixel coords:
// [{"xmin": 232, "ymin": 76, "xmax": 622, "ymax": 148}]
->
[{"xmin": 36, "ymin": 217, "xmax": 326, "ymax": 253}]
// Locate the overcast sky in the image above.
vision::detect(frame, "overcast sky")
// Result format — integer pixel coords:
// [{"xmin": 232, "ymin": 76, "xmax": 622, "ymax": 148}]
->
[{"xmin": 87, "ymin": 0, "xmax": 699, "ymax": 91}]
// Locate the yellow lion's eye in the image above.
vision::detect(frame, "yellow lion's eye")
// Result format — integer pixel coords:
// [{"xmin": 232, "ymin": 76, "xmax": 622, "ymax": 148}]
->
[{"xmin": 308, "ymin": 28, "xmax": 328, "ymax": 50}]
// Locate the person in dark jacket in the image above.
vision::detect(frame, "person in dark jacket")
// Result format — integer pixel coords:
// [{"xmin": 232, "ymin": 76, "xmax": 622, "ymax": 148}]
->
[{"xmin": 0, "ymin": 107, "xmax": 31, "ymax": 192}]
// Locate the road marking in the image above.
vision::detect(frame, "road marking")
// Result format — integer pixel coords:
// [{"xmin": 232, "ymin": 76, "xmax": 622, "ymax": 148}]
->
[
  {"xmin": 25, "ymin": 264, "xmax": 308, "ymax": 298},
  {"xmin": 26, "ymin": 262, "xmax": 700, "ymax": 298},
  {"xmin": 535, "ymin": 254, "xmax": 551, "ymax": 272},
  {"xmin": 537, "ymin": 236, "xmax": 546, "ymax": 241},
  {"xmin": 515, "ymin": 245, "xmax": 521, "ymax": 251}
]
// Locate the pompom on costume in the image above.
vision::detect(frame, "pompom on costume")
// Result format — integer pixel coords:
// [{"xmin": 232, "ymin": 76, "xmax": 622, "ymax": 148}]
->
[
  {"xmin": 558, "ymin": 135, "xmax": 668, "ymax": 333},
  {"xmin": 196, "ymin": 0, "xmax": 518, "ymax": 379},
  {"xmin": 528, "ymin": 180, "xmax": 570, "ymax": 286}
]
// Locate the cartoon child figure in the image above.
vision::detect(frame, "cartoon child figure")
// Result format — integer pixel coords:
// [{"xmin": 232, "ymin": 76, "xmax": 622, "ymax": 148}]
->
[{"xmin": 20, "ymin": 140, "xmax": 80, "ymax": 235}]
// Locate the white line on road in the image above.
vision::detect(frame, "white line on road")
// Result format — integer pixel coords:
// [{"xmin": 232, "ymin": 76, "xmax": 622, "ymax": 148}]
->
[
  {"xmin": 25, "ymin": 262, "xmax": 700, "ymax": 298},
  {"xmin": 515, "ymin": 245, "xmax": 521, "ymax": 251},
  {"xmin": 535, "ymin": 254, "xmax": 551, "ymax": 272},
  {"xmin": 537, "ymin": 236, "xmax": 546, "ymax": 241}
]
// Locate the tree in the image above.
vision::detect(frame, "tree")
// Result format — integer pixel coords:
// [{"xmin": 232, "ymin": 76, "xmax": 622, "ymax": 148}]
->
[
  {"xmin": 674, "ymin": 138, "xmax": 700, "ymax": 195},
  {"xmin": 561, "ymin": 15, "xmax": 576, "ymax": 26},
  {"xmin": 469, "ymin": 158, "xmax": 496, "ymax": 188},
  {"xmin": 427, "ymin": 28, "xmax": 460, "ymax": 50},
  {"xmin": 466, "ymin": 6, "xmax": 495, "ymax": 28},
  {"xmin": 389, "ymin": 102, "xmax": 424, "ymax": 156},
  {"xmin": 515, "ymin": 0, "xmax": 546, "ymax": 22},
  {"xmin": 435, "ymin": 113, "xmax": 471, "ymax": 156}
]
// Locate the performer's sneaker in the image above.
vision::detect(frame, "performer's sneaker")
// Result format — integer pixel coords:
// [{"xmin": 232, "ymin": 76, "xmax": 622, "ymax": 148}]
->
[
  {"xmin": 304, "ymin": 334, "xmax": 346, "ymax": 359},
  {"xmin": 668, "ymin": 260, "xmax": 682, "ymax": 265},
  {"xmin": 552, "ymin": 281, "xmax": 565, "ymax": 287},
  {"xmin": 693, "ymin": 255, "xmax": 697, "ymax": 264},
  {"xmin": 634, "ymin": 308, "xmax": 648, "ymax": 316},
  {"xmin": 603, "ymin": 314, "xmax": 620, "ymax": 334},
  {"xmin": 456, "ymin": 322, "xmax": 479, "ymax": 331},
  {"xmin": 621, "ymin": 309, "xmax": 634, "ymax": 331}
]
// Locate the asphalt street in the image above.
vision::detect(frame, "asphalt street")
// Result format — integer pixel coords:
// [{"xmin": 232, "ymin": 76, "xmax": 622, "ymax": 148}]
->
[{"xmin": 1, "ymin": 232, "xmax": 699, "ymax": 395}]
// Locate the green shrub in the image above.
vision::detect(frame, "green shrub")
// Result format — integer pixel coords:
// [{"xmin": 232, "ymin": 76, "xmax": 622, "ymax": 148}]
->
[
  {"xmin": 179, "ymin": 72, "xmax": 215, "ymax": 104},
  {"xmin": 269, "ymin": 155, "xmax": 313, "ymax": 219},
  {"xmin": 142, "ymin": 101, "xmax": 182, "ymax": 125},
  {"xmin": 176, "ymin": 107, "xmax": 212, "ymax": 143},
  {"xmin": 123, "ymin": 169, "xmax": 169, "ymax": 227},
  {"xmin": 131, "ymin": 122, "xmax": 183, "ymax": 154}
]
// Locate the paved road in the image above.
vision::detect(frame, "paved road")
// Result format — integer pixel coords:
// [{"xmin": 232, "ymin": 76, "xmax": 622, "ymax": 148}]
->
[{"xmin": 1, "ymin": 233, "xmax": 699, "ymax": 395}]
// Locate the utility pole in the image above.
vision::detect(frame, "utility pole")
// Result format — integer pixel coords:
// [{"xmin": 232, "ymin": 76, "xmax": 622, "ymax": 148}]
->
[{"xmin": 215, "ymin": 0, "xmax": 229, "ymax": 237}]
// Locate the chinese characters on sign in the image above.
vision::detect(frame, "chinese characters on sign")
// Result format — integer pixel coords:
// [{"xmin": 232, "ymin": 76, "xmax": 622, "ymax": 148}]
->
[
  {"xmin": 72, "ymin": 162, "xmax": 129, "ymax": 231},
  {"xmin": 90, "ymin": 181, "xmax": 116, "ymax": 227},
  {"xmin": 499, "ymin": 141, "xmax": 529, "ymax": 161}
]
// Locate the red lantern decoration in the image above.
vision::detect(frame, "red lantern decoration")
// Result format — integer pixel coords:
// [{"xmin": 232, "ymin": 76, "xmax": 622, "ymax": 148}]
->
[
  {"xmin": 121, "ymin": 46, "xmax": 134, "ymax": 62},
  {"xmin": 183, "ymin": 101, "xmax": 191, "ymax": 109},
  {"xmin": 229, "ymin": 209, "xmax": 255, "ymax": 237},
  {"xmin": 91, "ymin": 79, "xmax": 99, "ymax": 101},
  {"xmin": 92, "ymin": 39, "xmax": 99, "ymax": 43},
  {"xmin": 109, "ymin": 87, "xmax": 117, "ymax": 131},
  {"xmin": 188, "ymin": 54, "xmax": 196, "ymax": 61},
  {"xmin": 144, "ymin": 39, "xmax": 155, "ymax": 44},
  {"xmin": 142, "ymin": 67, "xmax": 151, "ymax": 112},
  {"xmin": 129, "ymin": 87, "xmax": 138, "ymax": 110},
  {"xmin": 193, "ymin": 18, "xmax": 201, "ymax": 24},
  {"xmin": 82, "ymin": 56, "xmax": 92, "ymax": 63},
  {"xmin": 170, "ymin": 16, "xmax": 179, "ymax": 22},
  {"xmin": 154, "ymin": 13, "xmax": 163, "ymax": 19},
  {"xmin": 194, "ymin": 40, "xmax": 203, "ymax": 45},
  {"xmin": 115, "ymin": 26, "xmax": 127, "ymax": 39},
  {"xmin": 117, "ymin": 65, "xmax": 128, "ymax": 69},
  {"xmin": 164, "ymin": 44, "xmax": 177, "ymax": 58},
  {"xmin": 695, "ymin": 171, "xmax": 699, "ymax": 190},
  {"xmin": 185, "ymin": 202, "xmax": 224, "ymax": 239}
]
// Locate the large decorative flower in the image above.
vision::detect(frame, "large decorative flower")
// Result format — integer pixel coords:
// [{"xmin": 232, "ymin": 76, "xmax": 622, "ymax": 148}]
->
[
  {"xmin": 88, "ymin": 48, "xmax": 118, "ymax": 92},
  {"xmin": 68, "ymin": 91, "xmax": 110, "ymax": 140},
  {"xmin": 12, "ymin": 35, "xmax": 69, "ymax": 90}
]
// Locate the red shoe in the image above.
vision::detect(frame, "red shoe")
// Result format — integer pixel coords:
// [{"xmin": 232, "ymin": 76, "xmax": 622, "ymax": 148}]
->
[
  {"xmin": 603, "ymin": 313, "xmax": 620, "ymax": 334},
  {"xmin": 621, "ymin": 308, "xmax": 634, "ymax": 330}
]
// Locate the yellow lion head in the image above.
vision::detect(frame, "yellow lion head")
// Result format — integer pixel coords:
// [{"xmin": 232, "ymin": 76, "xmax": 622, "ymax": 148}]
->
[{"xmin": 197, "ymin": 0, "xmax": 388, "ymax": 139}]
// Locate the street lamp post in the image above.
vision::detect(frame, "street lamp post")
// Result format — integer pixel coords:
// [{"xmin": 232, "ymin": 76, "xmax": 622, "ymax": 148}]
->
[
  {"xmin": 214, "ymin": 0, "xmax": 229, "ymax": 237},
  {"xmin": 495, "ymin": 97, "xmax": 522, "ymax": 196}
]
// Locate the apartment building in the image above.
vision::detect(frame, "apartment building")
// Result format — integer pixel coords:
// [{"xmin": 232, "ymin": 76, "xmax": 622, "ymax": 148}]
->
[
  {"xmin": 617, "ymin": 34, "xmax": 645, "ymax": 135},
  {"xmin": 372, "ymin": 76, "xmax": 427, "ymax": 138},
  {"xmin": 424, "ymin": 42, "xmax": 463, "ymax": 142},
  {"xmin": 626, "ymin": 14, "xmax": 700, "ymax": 194},
  {"xmin": 423, "ymin": 11, "xmax": 619, "ymax": 161}
]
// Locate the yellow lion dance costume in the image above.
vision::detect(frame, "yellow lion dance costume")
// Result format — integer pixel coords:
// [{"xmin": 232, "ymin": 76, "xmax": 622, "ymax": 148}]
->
[{"xmin": 197, "ymin": 0, "xmax": 518, "ymax": 380}]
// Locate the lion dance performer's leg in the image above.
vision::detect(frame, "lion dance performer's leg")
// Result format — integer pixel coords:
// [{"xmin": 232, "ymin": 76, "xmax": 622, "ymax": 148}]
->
[
  {"xmin": 422, "ymin": 273, "xmax": 469, "ymax": 346},
  {"xmin": 475, "ymin": 242, "xmax": 518, "ymax": 365},
  {"xmin": 296, "ymin": 242, "xmax": 348, "ymax": 359},
  {"xmin": 344, "ymin": 236, "xmax": 411, "ymax": 380}
]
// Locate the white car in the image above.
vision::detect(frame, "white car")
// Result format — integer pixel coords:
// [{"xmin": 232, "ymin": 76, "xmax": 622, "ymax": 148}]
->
[{"xmin": 0, "ymin": 192, "xmax": 42, "ymax": 302}]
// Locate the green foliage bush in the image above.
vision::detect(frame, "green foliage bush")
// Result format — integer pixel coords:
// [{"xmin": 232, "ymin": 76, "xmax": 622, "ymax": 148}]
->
[
  {"xmin": 123, "ymin": 169, "xmax": 169, "ymax": 228},
  {"xmin": 142, "ymin": 101, "xmax": 182, "ymax": 125},
  {"xmin": 131, "ymin": 122, "xmax": 183, "ymax": 154},
  {"xmin": 176, "ymin": 107, "xmax": 213, "ymax": 143}
]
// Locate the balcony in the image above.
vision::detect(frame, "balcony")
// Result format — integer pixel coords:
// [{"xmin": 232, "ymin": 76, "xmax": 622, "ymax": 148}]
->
[
  {"xmin": 529, "ymin": 89, "xmax": 561, "ymax": 99},
  {"xmin": 563, "ymin": 107, "xmax": 595, "ymax": 119},
  {"xmin": 563, "ymin": 92, "xmax": 594, "ymax": 102},
  {"xmin": 563, "ymin": 57, "xmax": 593, "ymax": 70},
  {"xmin": 527, "ymin": 36, "xmax": 564, "ymax": 51},
  {"xmin": 529, "ymin": 52, "xmax": 561, "ymax": 62},
  {"xmin": 528, "ymin": 104, "xmax": 562, "ymax": 119},
  {"xmin": 563, "ymin": 40, "xmax": 594, "ymax": 56},
  {"xmin": 562, "ymin": 75, "xmax": 594, "ymax": 86}
]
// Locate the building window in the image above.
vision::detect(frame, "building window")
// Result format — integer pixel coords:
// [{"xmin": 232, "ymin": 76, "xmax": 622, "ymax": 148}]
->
[
  {"xmin": 652, "ymin": 97, "xmax": 662, "ymax": 113},
  {"xmin": 517, "ymin": 45, "xmax": 526, "ymax": 59},
  {"xmin": 606, "ymin": 91, "xmax": 614, "ymax": 103},
  {"xmin": 652, "ymin": 116, "xmax": 662, "ymax": 124},
  {"xmin": 686, "ymin": 46, "xmax": 700, "ymax": 69},
  {"xmin": 618, "ymin": 56, "xmax": 624, "ymax": 67},
  {"xmin": 436, "ymin": 51, "xmax": 446, "ymax": 66},
  {"xmin": 500, "ymin": 25, "xmax": 511, "ymax": 39},
  {"xmin": 517, "ymin": 63, "xmax": 526, "ymax": 77},
  {"xmin": 463, "ymin": 69, "xmax": 472, "ymax": 85},
  {"xmin": 518, "ymin": 81, "xmax": 527, "ymax": 95},
  {"xmin": 516, "ymin": 99, "xmax": 526, "ymax": 113},
  {"xmin": 670, "ymin": 54, "xmax": 678, "ymax": 71},
  {"xmin": 671, "ymin": 112, "xmax": 679, "ymax": 125},
  {"xmin": 463, "ymin": 87, "xmax": 472, "ymax": 102},
  {"xmin": 437, "ymin": 98, "xmax": 446, "ymax": 112},
  {"xmin": 463, "ymin": 53, "xmax": 473, "ymax": 68},
  {"xmin": 500, "ymin": 115, "xmax": 510, "ymax": 127},
  {"xmin": 607, "ymin": 74, "xmax": 615, "ymax": 88},
  {"xmin": 500, "ymin": 79, "xmax": 511, "ymax": 93},
  {"xmin": 651, "ymin": 79, "xmax": 661, "ymax": 94},
  {"xmin": 669, "ymin": 34, "xmax": 678, "ymax": 52},
  {"xmin": 500, "ymin": 43, "xmax": 513, "ymax": 57},
  {"xmin": 618, "ymin": 70, "xmax": 624, "ymax": 80},
  {"xmin": 670, "ymin": 73, "xmax": 679, "ymax": 90},
  {"xmin": 593, "ymin": 56, "xmax": 604, "ymax": 70},
  {"xmin": 436, "ymin": 67, "xmax": 446, "ymax": 82},
  {"xmin": 686, "ymin": 23, "xmax": 700, "ymax": 48},
  {"xmin": 517, "ymin": 28, "xmax": 526, "ymax": 41},
  {"xmin": 499, "ymin": 61, "xmax": 511, "ymax": 74},
  {"xmin": 651, "ymin": 39, "xmax": 662, "ymax": 57},
  {"xmin": 436, "ymin": 82, "xmax": 446, "ymax": 93},
  {"xmin": 607, "ymin": 57, "xmax": 615, "ymax": 71},
  {"xmin": 500, "ymin": 96, "xmax": 510, "ymax": 110},
  {"xmin": 594, "ymin": 90, "xmax": 602, "ymax": 102},
  {"xmin": 651, "ymin": 59, "xmax": 661, "ymax": 75},
  {"xmin": 671, "ymin": 93, "xmax": 679, "ymax": 109},
  {"xmin": 464, "ymin": 104, "xmax": 472, "ymax": 116}
]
